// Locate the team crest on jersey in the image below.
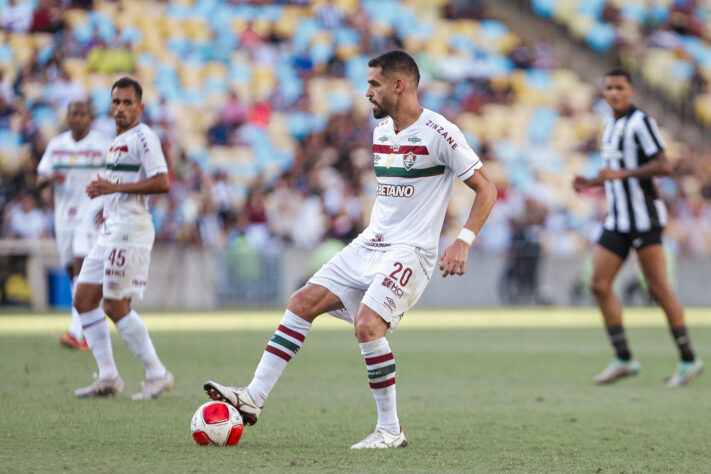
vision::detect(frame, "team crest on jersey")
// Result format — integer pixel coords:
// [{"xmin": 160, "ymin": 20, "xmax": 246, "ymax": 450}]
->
[
  {"xmin": 403, "ymin": 151, "xmax": 416, "ymax": 171},
  {"xmin": 408, "ymin": 136, "xmax": 422, "ymax": 143}
]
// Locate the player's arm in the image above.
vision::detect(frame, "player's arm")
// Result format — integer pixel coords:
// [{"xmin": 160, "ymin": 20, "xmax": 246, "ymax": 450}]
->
[
  {"xmin": 439, "ymin": 166, "xmax": 497, "ymax": 278},
  {"xmin": 36, "ymin": 171, "xmax": 66, "ymax": 189},
  {"xmin": 36, "ymin": 140, "xmax": 64, "ymax": 188},
  {"xmin": 573, "ymin": 151, "xmax": 671, "ymax": 192},
  {"xmin": 86, "ymin": 172, "xmax": 170, "ymax": 198},
  {"xmin": 599, "ymin": 151, "xmax": 671, "ymax": 181}
]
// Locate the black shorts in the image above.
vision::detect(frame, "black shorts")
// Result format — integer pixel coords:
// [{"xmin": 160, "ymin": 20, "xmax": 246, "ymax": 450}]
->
[{"xmin": 597, "ymin": 229, "xmax": 663, "ymax": 260}]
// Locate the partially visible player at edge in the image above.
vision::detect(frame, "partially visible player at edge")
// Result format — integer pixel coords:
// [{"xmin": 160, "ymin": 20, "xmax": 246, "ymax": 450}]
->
[
  {"xmin": 204, "ymin": 50, "xmax": 497, "ymax": 449},
  {"xmin": 573, "ymin": 68, "xmax": 703, "ymax": 387},
  {"xmin": 73, "ymin": 77, "xmax": 174, "ymax": 400},
  {"xmin": 37, "ymin": 100, "xmax": 111, "ymax": 351}
]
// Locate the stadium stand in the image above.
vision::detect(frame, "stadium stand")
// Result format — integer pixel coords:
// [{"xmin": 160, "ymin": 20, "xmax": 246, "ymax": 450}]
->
[
  {"xmin": 526, "ymin": 0, "xmax": 711, "ymax": 126},
  {"xmin": 1, "ymin": 0, "xmax": 710, "ymax": 284}
]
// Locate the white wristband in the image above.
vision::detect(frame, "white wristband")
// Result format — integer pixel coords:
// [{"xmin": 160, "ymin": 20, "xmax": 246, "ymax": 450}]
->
[{"xmin": 457, "ymin": 228, "xmax": 476, "ymax": 246}]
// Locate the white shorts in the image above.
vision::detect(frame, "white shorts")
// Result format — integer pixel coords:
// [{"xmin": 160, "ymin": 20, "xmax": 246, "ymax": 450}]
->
[
  {"xmin": 55, "ymin": 228, "xmax": 75, "ymax": 267},
  {"xmin": 308, "ymin": 242, "xmax": 431, "ymax": 330},
  {"xmin": 72, "ymin": 223, "xmax": 99, "ymax": 259},
  {"xmin": 55, "ymin": 221, "xmax": 99, "ymax": 265},
  {"xmin": 77, "ymin": 222, "xmax": 154, "ymax": 300}
]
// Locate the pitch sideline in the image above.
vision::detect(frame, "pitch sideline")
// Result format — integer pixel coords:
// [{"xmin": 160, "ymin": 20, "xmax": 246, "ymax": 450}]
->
[{"xmin": 1, "ymin": 308, "xmax": 710, "ymax": 334}]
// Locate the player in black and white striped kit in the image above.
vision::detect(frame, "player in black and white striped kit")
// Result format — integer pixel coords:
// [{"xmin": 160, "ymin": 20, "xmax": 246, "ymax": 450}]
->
[{"xmin": 573, "ymin": 68, "xmax": 703, "ymax": 387}]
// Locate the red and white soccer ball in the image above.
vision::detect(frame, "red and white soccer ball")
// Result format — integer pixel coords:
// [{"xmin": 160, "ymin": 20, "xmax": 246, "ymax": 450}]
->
[{"xmin": 191, "ymin": 401, "xmax": 244, "ymax": 446}]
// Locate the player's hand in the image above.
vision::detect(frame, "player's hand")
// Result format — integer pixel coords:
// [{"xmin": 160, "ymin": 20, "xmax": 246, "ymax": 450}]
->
[
  {"xmin": 86, "ymin": 175, "xmax": 116, "ymax": 198},
  {"xmin": 51, "ymin": 171, "xmax": 66, "ymax": 184},
  {"xmin": 438, "ymin": 239, "xmax": 470, "ymax": 278},
  {"xmin": 93, "ymin": 210, "xmax": 105, "ymax": 227},
  {"xmin": 597, "ymin": 167, "xmax": 626, "ymax": 181},
  {"xmin": 572, "ymin": 175, "xmax": 590, "ymax": 192}
]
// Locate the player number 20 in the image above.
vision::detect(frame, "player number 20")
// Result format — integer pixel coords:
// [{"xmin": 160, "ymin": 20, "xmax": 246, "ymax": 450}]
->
[
  {"xmin": 389, "ymin": 262, "xmax": 412, "ymax": 287},
  {"xmin": 107, "ymin": 248, "xmax": 126, "ymax": 267}
]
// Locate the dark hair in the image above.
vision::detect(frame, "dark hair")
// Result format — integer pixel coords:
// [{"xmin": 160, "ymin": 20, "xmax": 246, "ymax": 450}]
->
[
  {"xmin": 368, "ymin": 50, "xmax": 420, "ymax": 86},
  {"xmin": 111, "ymin": 77, "xmax": 143, "ymax": 101},
  {"xmin": 67, "ymin": 99, "xmax": 93, "ymax": 114},
  {"xmin": 604, "ymin": 68, "xmax": 631, "ymax": 84}
]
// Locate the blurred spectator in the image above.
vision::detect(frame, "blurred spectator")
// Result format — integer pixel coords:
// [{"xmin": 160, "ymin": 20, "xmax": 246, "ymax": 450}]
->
[
  {"xmin": 5, "ymin": 193, "xmax": 49, "ymax": 239},
  {"xmin": 30, "ymin": 0, "xmax": 64, "ymax": 34},
  {"xmin": 0, "ymin": 0, "xmax": 708, "ymax": 268},
  {"xmin": 45, "ymin": 68, "xmax": 85, "ymax": 111},
  {"xmin": 1, "ymin": 0, "xmax": 33, "ymax": 33},
  {"xmin": 87, "ymin": 38, "xmax": 135, "ymax": 74}
]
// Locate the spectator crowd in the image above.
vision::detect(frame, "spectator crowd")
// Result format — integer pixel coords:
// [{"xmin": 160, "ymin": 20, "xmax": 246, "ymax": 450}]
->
[{"xmin": 1, "ymin": 0, "xmax": 711, "ymax": 264}]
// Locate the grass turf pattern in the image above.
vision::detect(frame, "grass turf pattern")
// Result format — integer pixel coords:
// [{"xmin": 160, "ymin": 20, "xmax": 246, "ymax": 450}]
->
[{"xmin": 0, "ymin": 308, "xmax": 709, "ymax": 472}]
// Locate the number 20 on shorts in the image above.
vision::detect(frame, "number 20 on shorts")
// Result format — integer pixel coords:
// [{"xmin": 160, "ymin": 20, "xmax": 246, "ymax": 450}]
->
[{"xmin": 389, "ymin": 262, "xmax": 412, "ymax": 287}]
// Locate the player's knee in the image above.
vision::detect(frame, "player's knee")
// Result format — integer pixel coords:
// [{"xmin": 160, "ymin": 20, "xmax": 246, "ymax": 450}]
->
[
  {"xmin": 646, "ymin": 279, "xmax": 668, "ymax": 301},
  {"xmin": 589, "ymin": 278, "xmax": 611, "ymax": 297},
  {"xmin": 103, "ymin": 300, "xmax": 130, "ymax": 321},
  {"xmin": 287, "ymin": 289, "xmax": 316, "ymax": 320},
  {"xmin": 353, "ymin": 318, "xmax": 374, "ymax": 341},
  {"xmin": 73, "ymin": 287, "xmax": 99, "ymax": 313},
  {"xmin": 73, "ymin": 299, "xmax": 92, "ymax": 313},
  {"xmin": 353, "ymin": 314, "xmax": 387, "ymax": 342}
]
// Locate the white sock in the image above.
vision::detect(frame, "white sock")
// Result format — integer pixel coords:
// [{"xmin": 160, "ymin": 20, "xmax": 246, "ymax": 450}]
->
[
  {"xmin": 360, "ymin": 337, "xmax": 400, "ymax": 434},
  {"xmin": 115, "ymin": 310, "xmax": 166, "ymax": 380},
  {"xmin": 68, "ymin": 277, "xmax": 83, "ymax": 340},
  {"xmin": 247, "ymin": 310, "xmax": 311, "ymax": 406},
  {"xmin": 79, "ymin": 307, "xmax": 118, "ymax": 380}
]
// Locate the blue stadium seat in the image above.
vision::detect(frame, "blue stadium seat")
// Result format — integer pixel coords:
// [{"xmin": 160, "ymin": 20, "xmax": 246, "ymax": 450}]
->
[
  {"xmin": 586, "ymin": 22, "xmax": 615, "ymax": 52},
  {"xmin": 577, "ymin": 0, "xmax": 605, "ymax": 20},
  {"xmin": 0, "ymin": 130, "xmax": 21, "ymax": 149},
  {"xmin": 531, "ymin": 0, "xmax": 557, "ymax": 18},
  {"xmin": 620, "ymin": 4, "xmax": 647, "ymax": 24}
]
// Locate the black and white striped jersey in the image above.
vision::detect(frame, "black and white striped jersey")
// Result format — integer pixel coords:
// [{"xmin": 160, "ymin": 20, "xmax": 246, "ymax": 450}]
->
[{"xmin": 600, "ymin": 106, "xmax": 667, "ymax": 233}]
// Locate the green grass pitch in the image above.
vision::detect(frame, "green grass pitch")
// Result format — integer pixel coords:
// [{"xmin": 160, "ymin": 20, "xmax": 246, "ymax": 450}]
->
[{"xmin": 1, "ymin": 308, "xmax": 709, "ymax": 472}]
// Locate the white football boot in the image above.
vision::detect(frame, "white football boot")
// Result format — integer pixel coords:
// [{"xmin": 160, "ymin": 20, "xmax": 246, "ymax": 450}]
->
[
  {"xmin": 75, "ymin": 374, "xmax": 124, "ymax": 398},
  {"xmin": 204, "ymin": 381, "xmax": 261, "ymax": 425},
  {"xmin": 351, "ymin": 428, "xmax": 408, "ymax": 449},
  {"xmin": 132, "ymin": 370, "xmax": 175, "ymax": 400},
  {"xmin": 667, "ymin": 358, "xmax": 704, "ymax": 387},
  {"xmin": 593, "ymin": 358, "xmax": 641, "ymax": 384}
]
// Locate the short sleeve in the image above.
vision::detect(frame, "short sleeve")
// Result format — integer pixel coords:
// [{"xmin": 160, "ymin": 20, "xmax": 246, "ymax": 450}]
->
[
  {"xmin": 37, "ymin": 138, "xmax": 56, "ymax": 175},
  {"xmin": 633, "ymin": 115, "xmax": 665, "ymax": 158},
  {"xmin": 136, "ymin": 127, "xmax": 168, "ymax": 177},
  {"xmin": 437, "ymin": 123, "xmax": 483, "ymax": 181}
]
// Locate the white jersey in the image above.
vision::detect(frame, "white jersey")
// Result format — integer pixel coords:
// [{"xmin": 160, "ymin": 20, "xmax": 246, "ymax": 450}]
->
[
  {"xmin": 357, "ymin": 108, "xmax": 482, "ymax": 266},
  {"xmin": 37, "ymin": 130, "xmax": 111, "ymax": 230},
  {"xmin": 102, "ymin": 123, "xmax": 167, "ymax": 226}
]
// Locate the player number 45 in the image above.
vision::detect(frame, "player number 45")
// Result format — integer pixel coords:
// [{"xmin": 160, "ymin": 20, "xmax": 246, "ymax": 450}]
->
[{"xmin": 107, "ymin": 248, "xmax": 126, "ymax": 266}]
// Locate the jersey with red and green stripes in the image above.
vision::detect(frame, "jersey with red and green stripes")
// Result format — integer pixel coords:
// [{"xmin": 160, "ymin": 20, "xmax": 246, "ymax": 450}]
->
[
  {"xmin": 357, "ymin": 108, "xmax": 482, "ymax": 265},
  {"xmin": 103, "ymin": 123, "xmax": 167, "ymax": 225},
  {"xmin": 37, "ymin": 130, "xmax": 111, "ymax": 230}
]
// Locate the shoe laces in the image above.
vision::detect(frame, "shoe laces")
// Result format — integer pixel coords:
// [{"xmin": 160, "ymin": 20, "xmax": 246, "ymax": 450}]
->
[{"xmin": 361, "ymin": 430, "xmax": 386, "ymax": 446}]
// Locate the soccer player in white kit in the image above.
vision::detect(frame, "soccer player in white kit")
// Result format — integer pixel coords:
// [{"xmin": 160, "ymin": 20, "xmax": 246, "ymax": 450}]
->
[
  {"xmin": 73, "ymin": 77, "xmax": 174, "ymax": 400},
  {"xmin": 37, "ymin": 100, "xmax": 111, "ymax": 351},
  {"xmin": 204, "ymin": 51, "xmax": 497, "ymax": 448}
]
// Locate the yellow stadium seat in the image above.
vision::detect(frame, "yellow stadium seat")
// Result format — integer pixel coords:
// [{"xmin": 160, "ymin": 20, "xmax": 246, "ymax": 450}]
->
[
  {"xmin": 569, "ymin": 14, "xmax": 593, "ymax": 41},
  {"xmin": 63, "ymin": 9, "xmax": 90, "ymax": 28}
]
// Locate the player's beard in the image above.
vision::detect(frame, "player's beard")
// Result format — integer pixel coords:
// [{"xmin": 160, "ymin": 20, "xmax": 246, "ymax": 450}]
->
[{"xmin": 371, "ymin": 96, "xmax": 392, "ymax": 119}]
